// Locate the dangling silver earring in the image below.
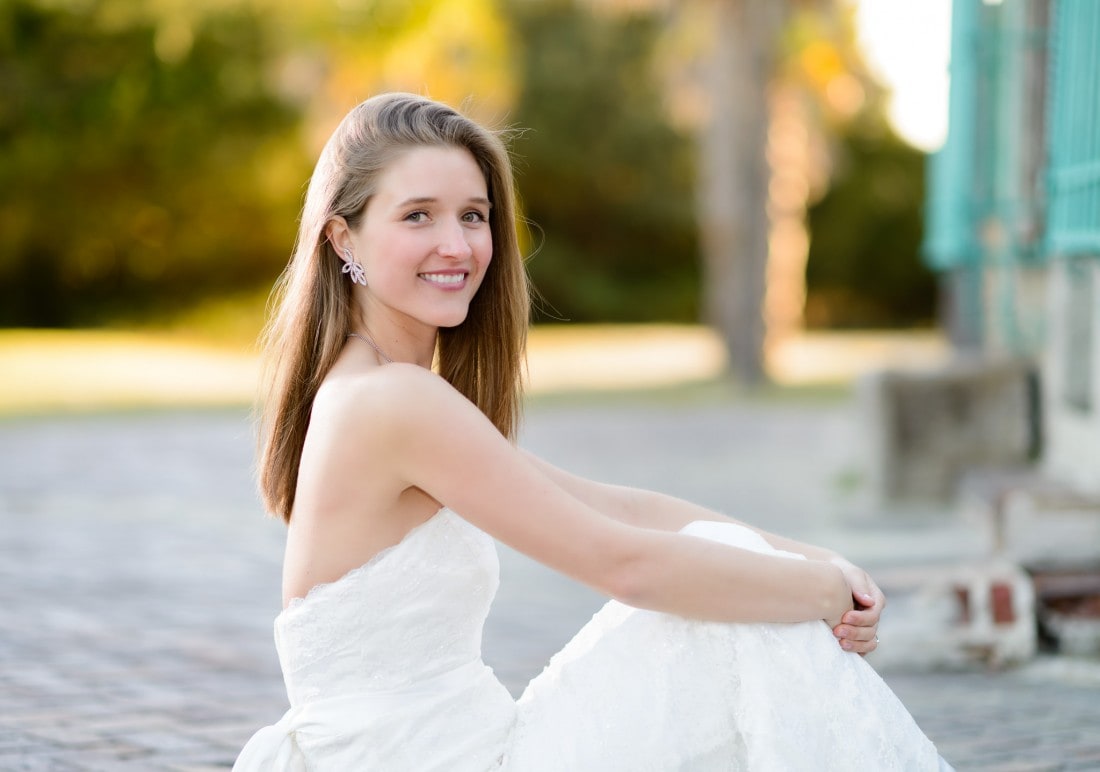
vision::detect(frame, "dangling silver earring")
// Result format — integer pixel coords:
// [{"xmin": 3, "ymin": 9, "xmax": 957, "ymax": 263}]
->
[{"xmin": 341, "ymin": 247, "xmax": 367, "ymax": 286}]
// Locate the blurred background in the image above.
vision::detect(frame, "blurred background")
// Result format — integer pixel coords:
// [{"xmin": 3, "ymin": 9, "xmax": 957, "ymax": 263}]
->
[
  {"xmin": 2, "ymin": 3, "xmax": 1100, "ymax": 766},
  {"xmin": 7, "ymin": 0, "xmax": 1098, "ymax": 558},
  {"xmin": 0, "ymin": 0, "xmax": 948, "ymax": 409}
]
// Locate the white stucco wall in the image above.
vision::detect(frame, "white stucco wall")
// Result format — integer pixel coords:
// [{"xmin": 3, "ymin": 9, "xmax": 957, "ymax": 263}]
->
[{"xmin": 1042, "ymin": 258, "xmax": 1100, "ymax": 495}]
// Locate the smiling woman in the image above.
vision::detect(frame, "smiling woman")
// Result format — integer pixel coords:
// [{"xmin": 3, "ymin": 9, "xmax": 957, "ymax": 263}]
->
[
  {"xmin": 256, "ymin": 94, "xmax": 529, "ymax": 524},
  {"xmin": 324, "ymin": 145, "xmax": 495, "ymax": 342},
  {"xmin": 236, "ymin": 93, "xmax": 953, "ymax": 771}
]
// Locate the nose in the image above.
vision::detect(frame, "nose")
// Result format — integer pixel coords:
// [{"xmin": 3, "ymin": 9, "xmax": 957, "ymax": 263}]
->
[{"xmin": 436, "ymin": 219, "xmax": 473, "ymax": 259}]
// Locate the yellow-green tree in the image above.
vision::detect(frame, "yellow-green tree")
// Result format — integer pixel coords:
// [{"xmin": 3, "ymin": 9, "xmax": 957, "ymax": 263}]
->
[
  {"xmin": 0, "ymin": 0, "xmax": 305, "ymax": 325},
  {"xmin": 506, "ymin": 0, "xmax": 699, "ymax": 323},
  {"xmin": 0, "ymin": 0, "xmax": 515, "ymax": 326}
]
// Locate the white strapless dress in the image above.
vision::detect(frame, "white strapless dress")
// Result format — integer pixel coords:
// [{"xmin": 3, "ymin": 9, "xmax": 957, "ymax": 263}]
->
[{"xmin": 234, "ymin": 509, "xmax": 953, "ymax": 770}]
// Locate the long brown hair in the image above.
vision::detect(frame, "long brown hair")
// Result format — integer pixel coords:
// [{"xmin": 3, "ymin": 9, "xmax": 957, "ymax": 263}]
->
[{"xmin": 257, "ymin": 94, "xmax": 530, "ymax": 522}]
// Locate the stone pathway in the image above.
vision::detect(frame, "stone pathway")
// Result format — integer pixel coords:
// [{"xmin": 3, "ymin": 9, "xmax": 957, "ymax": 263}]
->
[{"xmin": 0, "ymin": 402, "xmax": 1097, "ymax": 770}]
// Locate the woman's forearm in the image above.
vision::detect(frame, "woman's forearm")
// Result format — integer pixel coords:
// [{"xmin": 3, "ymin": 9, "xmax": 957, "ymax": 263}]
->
[
  {"xmin": 630, "ymin": 489, "xmax": 841, "ymax": 562},
  {"xmin": 617, "ymin": 527, "xmax": 853, "ymax": 626},
  {"xmin": 516, "ymin": 452, "xmax": 873, "ymax": 634},
  {"xmin": 521, "ymin": 452, "xmax": 844, "ymax": 564}
]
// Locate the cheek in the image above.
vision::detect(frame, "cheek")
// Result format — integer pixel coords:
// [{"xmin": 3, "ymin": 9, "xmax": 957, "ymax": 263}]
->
[
  {"xmin": 476, "ymin": 232, "xmax": 493, "ymax": 267},
  {"xmin": 471, "ymin": 239, "xmax": 493, "ymax": 293},
  {"xmin": 369, "ymin": 235, "xmax": 418, "ymax": 275}
]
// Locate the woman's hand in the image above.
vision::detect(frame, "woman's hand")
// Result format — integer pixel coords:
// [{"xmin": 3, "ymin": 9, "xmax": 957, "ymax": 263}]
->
[{"xmin": 828, "ymin": 557, "xmax": 884, "ymax": 656}]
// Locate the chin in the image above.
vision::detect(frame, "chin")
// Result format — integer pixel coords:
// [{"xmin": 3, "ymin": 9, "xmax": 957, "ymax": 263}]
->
[{"xmin": 432, "ymin": 308, "xmax": 472, "ymax": 329}]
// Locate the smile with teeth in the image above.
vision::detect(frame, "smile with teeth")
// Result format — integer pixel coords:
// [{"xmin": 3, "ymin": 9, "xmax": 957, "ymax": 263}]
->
[{"xmin": 419, "ymin": 272, "xmax": 467, "ymax": 286}]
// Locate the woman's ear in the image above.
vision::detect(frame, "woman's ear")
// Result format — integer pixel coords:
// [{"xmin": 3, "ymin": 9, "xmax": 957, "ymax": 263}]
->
[
  {"xmin": 325, "ymin": 215, "xmax": 367, "ymax": 286},
  {"xmin": 324, "ymin": 216, "xmax": 352, "ymax": 259}
]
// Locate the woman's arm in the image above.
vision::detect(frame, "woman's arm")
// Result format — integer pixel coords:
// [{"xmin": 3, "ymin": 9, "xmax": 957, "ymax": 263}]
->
[
  {"xmin": 357, "ymin": 366, "xmax": 853, "ymax": 627},
  {"xmin": 522, "ymin": 451, "xmax": 884, "ymax": 654},
  {"xmin": 522, "ymin": 451, "xmax": 836, "ymax": 558}
]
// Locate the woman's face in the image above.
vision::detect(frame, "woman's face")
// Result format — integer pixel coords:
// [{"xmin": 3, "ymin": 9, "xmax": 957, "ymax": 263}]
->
[{"xmin": 349, "ymin": 145, "xmax": 493, "ymax": 331}]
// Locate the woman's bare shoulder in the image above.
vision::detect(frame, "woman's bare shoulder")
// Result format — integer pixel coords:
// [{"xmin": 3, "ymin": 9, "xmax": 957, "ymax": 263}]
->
[
  {"xmin": 297, "ymin": 365, "xmax": 471, "ymax": 503},
  {"xmin": 311, "ymin": 364, "xmax": 471, "ymax": 438}
]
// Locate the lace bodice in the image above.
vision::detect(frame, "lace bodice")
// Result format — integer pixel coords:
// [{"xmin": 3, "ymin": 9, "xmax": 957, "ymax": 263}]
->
[{"xmin": 275, "ymin": 508, "xmax": 498, "ymax": 705}]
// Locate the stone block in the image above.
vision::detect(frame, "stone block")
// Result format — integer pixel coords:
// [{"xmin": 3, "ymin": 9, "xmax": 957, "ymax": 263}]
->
[
  {"xmin": 999, "ymin": 490, "xmax": 1100, "ymax": 567},
  {"xmin": 859, "ymin": 358, "xmax": 1039, "ymax": 504}
]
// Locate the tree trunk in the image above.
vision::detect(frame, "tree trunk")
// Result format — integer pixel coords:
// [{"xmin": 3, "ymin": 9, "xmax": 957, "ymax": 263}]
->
[{"xmin": 697, "ymin": 0, "xmax": 783, "ymax": 386}]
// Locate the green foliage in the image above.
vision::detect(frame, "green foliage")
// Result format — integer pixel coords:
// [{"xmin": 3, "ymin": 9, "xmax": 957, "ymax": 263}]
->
[
  {"xmin": 804, "ymin": 124, "xmax": 937, "ymax": 329},
  {"xmin": 505, "ymin": 1, "xmax": 698, "ymax": 323},
  {"xmin": 0, "ymin": 0, "xmax": 305, "ymax": 326},
  {"xmin": 776, "ymin": 4, "xmax": 935, "ymax": 330},
  {"xmin": 0, "ymin": 0, "xmax": 932, "ymax": 333}
]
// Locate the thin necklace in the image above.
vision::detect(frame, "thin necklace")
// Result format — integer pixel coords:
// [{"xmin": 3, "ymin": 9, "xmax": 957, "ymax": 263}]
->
[{"xmin": 347, "ymin": 331, "xmax": 393, "ymax": 364}]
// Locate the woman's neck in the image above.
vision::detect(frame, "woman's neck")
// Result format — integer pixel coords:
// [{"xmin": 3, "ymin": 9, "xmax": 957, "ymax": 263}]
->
[{"xmin": 352, "ymin": 307, "xmax": 437, "ymax": 368}]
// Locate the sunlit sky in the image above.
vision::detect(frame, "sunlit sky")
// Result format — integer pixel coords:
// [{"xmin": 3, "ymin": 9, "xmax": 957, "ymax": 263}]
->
[{"xmin": 853, "ymin": 0, "xmax": 953, "ymax": 152}]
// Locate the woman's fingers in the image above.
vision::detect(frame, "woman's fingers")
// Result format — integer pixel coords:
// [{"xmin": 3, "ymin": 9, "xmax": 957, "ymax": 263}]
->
[
  {"xmin": 841, "ymin": 605, "xmax": 880, "ymax": 628},
  {"xmin": 833, "ymin": 622, "xmax": 879, "ymax": 654}
]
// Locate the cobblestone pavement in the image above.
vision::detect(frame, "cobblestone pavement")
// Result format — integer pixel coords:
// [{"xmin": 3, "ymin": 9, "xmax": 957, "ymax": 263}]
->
[{"xmin": 1, "ymin": 400, "xmax": 1098, "ymax": 771}]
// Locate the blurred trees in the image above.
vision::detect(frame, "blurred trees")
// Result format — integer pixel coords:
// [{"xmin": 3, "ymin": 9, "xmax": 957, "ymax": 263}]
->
[
  {"xmin": 784, "ymin": 8, "xmax": 934, "ymax": 329},
  {"xmin": 0, "ymin": 0, "xmax": 932, "ymax": 337},
  {"xmin": 0, "ymin": 0, "xmax": 305, "ymax": 325},
  {"xmin": 694, "ymin": 0, "xmax": 935, "ymax": 385},
  {"xmin": 506, "ymin": 1, "xmax": 698, "ymax": 323},
  {"xmin": 259, "ymin": 0, "xmax": 517, "ymax": 147},
  {"xmin": 804, "ymin": 122, "xmax": 933, "ymax": 328},
  {"xmin": 695, "ymin": 0, "xmax": 783, "ymax": 384}
]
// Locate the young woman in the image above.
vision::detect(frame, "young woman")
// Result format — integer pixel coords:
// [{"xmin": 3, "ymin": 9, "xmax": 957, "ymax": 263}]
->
[{"xmin": 234, "ymin": 93, "xmax": 953, "ymax": 770}]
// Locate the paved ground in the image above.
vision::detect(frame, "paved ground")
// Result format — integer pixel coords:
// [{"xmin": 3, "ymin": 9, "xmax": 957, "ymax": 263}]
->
[{"xmin": 1, "ymin": 397, "xmax": 1098, "ymax": 771}]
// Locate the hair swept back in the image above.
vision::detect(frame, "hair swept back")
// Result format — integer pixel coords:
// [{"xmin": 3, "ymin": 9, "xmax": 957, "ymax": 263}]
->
[{"xmin": 257, "ymin": 93, "xmax": 530, "ymax": 522}]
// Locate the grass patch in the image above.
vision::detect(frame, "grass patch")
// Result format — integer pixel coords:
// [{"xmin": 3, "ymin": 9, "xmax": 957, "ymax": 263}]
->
[
  {"xmin": 108, "ymin": 288, "xmax": 271, "ymax": 348},
  {"xmin": 4, "ymin": 322, "xmax": 932, "ymax": 416},
  {"xmin": 0, "ymin": 328, "xmax": 259, "ymax": 416},
  {"xmin": 526, "ymin": 375, "xmax": 851, "ymax": 410}
]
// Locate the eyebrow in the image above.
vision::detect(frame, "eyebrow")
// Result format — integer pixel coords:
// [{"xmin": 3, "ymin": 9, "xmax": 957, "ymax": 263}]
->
[{"xmin": 397, "ymin": 196, "xmax": 492, "ymax": 208}]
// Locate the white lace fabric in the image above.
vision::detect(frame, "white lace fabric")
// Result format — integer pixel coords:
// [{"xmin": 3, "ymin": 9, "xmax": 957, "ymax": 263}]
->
[
  {"xmin": 234, "ymin": 511, "xmax": 953, "ymax": 771},
  {"xmin": 275, "ymin": 509, "xmax": 495, "ymax": 701}
]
